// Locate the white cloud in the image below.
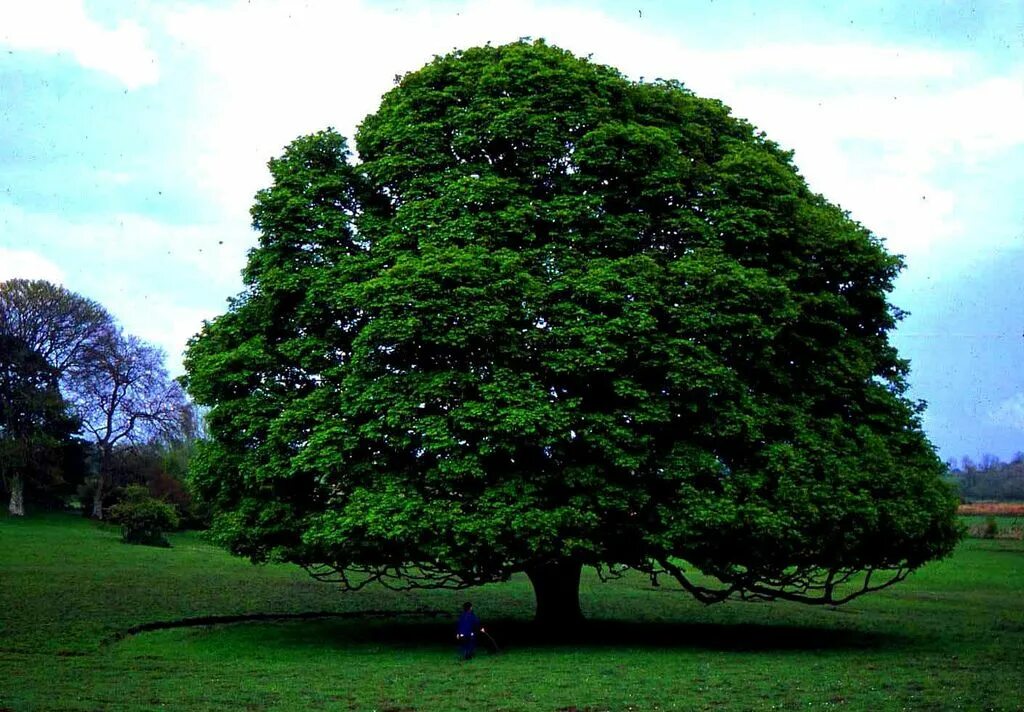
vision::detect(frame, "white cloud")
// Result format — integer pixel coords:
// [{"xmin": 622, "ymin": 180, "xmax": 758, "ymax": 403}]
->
[
  {"xmin": 991, "ymin": 393, "xmax": 1024, "ymax": 432},
  {"xmin": 0, "ymin": 0, "xmax": 159, "ymax": 88},
  {"xmin": 104, "ymin": 289, "xmax": 218, "ymax": 373},
  {"xmin": 0, "ymin": 247, "xmax": 66, "ymax": 283},
  {"xmin": 155, "ymin": 0, "xmax": 1024, "ymax": 279},
  {"xmin": 661, "ymin": 54, "xmax": 1024, "ymax": 267},
  {"xmin": 702, "ymin": 43, "xmax": 965, "ymax": 82},
  {"xmin": 6, "ymin": 0, "xmax": 1022, "ymax": 376},
  {"xmin": 1, "ymin": 200, "xmax": 245, "ymax": 372},
  {"xmin": 1, "ymin": 200, "xmax": 248, "ymax": 288}
]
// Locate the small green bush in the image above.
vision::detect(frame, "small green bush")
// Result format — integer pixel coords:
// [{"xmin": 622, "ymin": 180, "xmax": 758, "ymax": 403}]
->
[
  {"xmin": 107, "ymin": 485, "xmax": 179, "ymax": 547},
  {"xmin": 983, "ymin": 517, "xmax": 999, "ymax": 539}
]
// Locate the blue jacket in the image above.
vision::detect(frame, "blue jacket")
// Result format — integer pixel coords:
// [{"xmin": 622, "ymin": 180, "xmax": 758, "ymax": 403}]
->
[{"xmin": 456, "ymin": 610, "xmax": 480, "ymax": 637}]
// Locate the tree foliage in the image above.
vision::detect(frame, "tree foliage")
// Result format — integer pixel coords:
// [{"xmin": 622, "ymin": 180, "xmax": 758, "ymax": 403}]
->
[
  {"xmin": 0, "ymin": 279, "xmax": 191, "ymax": 518},
  {"xmin": 107, "ymin": 484, "xmax": 180, "ymax": 547},
  {"xmin": 84, "ymin": 437, "xmax": 209, "ymax": 529},
  {"xmin": 185, "ymin": 41, "xmax": 960, "ymax": 621},
  {"xmin": 0, "ymin": 279, "xmax": 113, "ymax": 379},
  {"xmin": 0, "ymin": 333, "xmax": 80, "ymax": 515},
  {"xmin": 949, "ymin": 453, "xmax": 1024, "ymax": 502},
  {"xmin": 0, "ymin": 279, "xmax": 106, "ymax": 512}
]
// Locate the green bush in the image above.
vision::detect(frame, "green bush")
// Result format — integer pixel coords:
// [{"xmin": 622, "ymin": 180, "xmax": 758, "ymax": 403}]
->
[
  {"xmin": 983, "ymin": 516, "xmax": 999, "ymax": 539},
  {"xmin": 107, "ymin": 485, "xmax": 179, "ymax": 547}
]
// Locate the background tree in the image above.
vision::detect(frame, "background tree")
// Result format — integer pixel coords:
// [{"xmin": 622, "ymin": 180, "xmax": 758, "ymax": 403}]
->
[
  {"xmin": 948, "ymin": 453, "xmax": 1024, "ymax": 501},
  {"xmin": 0, "ymin": 279, "xmax": 112, "ymax": 513},
  {"xmin": 0, "ymin": 279, "xmax": 194, "ymax": 517},
  {"xmin": 0, "ymin": 334, "xmax": 80, "ymax": 515},
  {"xmin": 75, "ymin": 328, "xmax": 190, "ymax": 519},
  {"xmin": 185, "ymin": 41, "xmax": 960, "ymax": 626},
  {"xmin": 0, "ymin": 279, "xmax": 113, "ymax": 379},
  {"xmin": 82, "ymin": 423, "xmax": 209, "ymax": 528}
]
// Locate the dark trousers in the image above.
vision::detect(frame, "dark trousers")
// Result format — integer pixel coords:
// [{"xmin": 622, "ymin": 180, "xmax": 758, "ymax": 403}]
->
[{"xmin": 458, "ymin": 633, "xmax": 476, "ymax": 659}]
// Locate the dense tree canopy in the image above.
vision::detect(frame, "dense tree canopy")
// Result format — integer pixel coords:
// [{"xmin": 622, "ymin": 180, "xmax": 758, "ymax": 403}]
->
[
  {"xmin": 0, "ymin": 334, "xmax": 79, "ymax": 515},
  {"xmin": 0, "ymin": 279, "xmax": 113, "ymax": 378},
  {"xmin": 185, "ymin": 40, "xmax": 960, "ymax": 623},
  {"xmin": 0, "ymin": 279, "xmax": 102, "ymax": 515}
]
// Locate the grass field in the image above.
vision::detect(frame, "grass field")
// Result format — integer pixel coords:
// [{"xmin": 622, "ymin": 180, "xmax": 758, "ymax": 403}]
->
[
  {"xmin": 1, "ymin": 514, "xmax": 1022, "ymax": 711},
  {"xmin": 960, "ymin": 513, "xmax": 1023, "ymax": 541}
]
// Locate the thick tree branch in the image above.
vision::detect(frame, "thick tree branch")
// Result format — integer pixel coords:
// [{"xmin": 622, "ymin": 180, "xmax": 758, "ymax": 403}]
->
[{"xmin": 650, "ymin": 557, "xmax": 910, "ymax": 606}]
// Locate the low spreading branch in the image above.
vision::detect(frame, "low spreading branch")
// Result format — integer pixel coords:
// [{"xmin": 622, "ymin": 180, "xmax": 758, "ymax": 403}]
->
[
  {"xmin": 301, "ymin": 561, "xmax": 508, "ymax": 592},
  {"xmin": 649, "ymin": 558, "xmax": 910, "ymax": 606}
]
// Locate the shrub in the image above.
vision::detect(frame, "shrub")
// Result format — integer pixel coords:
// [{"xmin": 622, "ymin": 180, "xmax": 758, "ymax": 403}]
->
[
  {"xmin": 983, "ymin": 517, "xmax": 999, "ymax": 539},
  {"xmin": 107, "ymin": 485, "xmax": 179, "ymax": 547},
  {"xmin": 965, "ymin": 516, "xmax": 1024, "ymax": 540},
  {"xmin": 147, "ymin": 470, "xmax": 211, "ymax": 530}
]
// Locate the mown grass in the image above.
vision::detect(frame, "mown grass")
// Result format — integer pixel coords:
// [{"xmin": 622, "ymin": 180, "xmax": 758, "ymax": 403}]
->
[{"xmin": 1, "ymin": 513, "xmax": 1022, "ymax": 711}]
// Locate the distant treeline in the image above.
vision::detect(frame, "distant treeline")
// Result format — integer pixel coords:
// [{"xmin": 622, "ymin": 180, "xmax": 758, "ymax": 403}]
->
[{"xmin": 947, "ymin": 454, "xmax": 1024, "ymax": 502}]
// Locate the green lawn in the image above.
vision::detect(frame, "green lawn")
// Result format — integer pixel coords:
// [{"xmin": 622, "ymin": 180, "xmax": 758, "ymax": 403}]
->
[{"xmin": 1, "ymin": 514, "xmax": 1022, "ymax": 711}]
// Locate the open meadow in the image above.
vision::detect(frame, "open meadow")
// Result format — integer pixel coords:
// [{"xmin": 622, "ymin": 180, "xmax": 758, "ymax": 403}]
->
[{"xmin": 1, "ymin": 513, "xmax": 1022, "ymax": 711}]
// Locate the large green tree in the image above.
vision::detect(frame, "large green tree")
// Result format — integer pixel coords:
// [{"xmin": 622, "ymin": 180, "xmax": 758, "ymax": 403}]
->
[
  {"xmin": 0, "ymin": 334, "xmax": 80, "ymax": 516},
  {"xmin": 185, "ymin": 41, "xmax": 960, "ymax": 625}
]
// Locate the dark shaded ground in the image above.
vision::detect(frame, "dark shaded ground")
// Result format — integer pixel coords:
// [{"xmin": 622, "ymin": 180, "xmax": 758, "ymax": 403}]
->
[
  {"xmin": 196, "ymin": 613, "xmax": 904, "ymax": 654},
  {"xmin": 100, "ymin": 607, "xmax": 451, "ymax": 645}
]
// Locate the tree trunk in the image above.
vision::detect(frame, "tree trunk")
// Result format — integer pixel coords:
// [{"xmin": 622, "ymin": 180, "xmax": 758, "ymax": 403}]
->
[
  {"xmin": 8, "ymin": 474, "xmax": 25, "ymax": 516},
  {"xmin": 91, "ymin": 477, "xmax": 104, "ymax": 519},
  {"xmin": 526, "ymin": 559, "xmax": 584, "ymax": 630},
  {"xmin": 92, "ymin": 447, "xmax": 111, "ymax": 520}
]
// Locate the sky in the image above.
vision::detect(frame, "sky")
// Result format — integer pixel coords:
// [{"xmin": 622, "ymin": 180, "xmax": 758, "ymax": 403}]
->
[{"xmin": 1, "ymin": 0, "xmax": 1022, "ymax": 463}]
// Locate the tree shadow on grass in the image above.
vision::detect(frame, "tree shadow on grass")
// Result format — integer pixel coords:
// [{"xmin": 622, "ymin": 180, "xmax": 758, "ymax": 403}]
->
[
  {"xmin": 272, "ymin": 616, "xmax": 909, "ymax": 654},
  {"xmin": 109, "ymin": 609, "xmax": 913, "ymax": 654}
]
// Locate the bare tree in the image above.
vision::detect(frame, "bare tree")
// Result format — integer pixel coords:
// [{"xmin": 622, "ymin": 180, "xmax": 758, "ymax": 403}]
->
[
  {"xmin": 980, "ymin": 453, "xmax": 1002, "ymax": 470},
  {"xmin": 73, "ymin": 328, "xmax": 189, "ymax": 518}
]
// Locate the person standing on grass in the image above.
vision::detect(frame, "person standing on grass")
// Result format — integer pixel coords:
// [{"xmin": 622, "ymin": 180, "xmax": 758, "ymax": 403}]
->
[{"xmin": 456, "ymin": 601, "xmax": 483, "ymax": 660}]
